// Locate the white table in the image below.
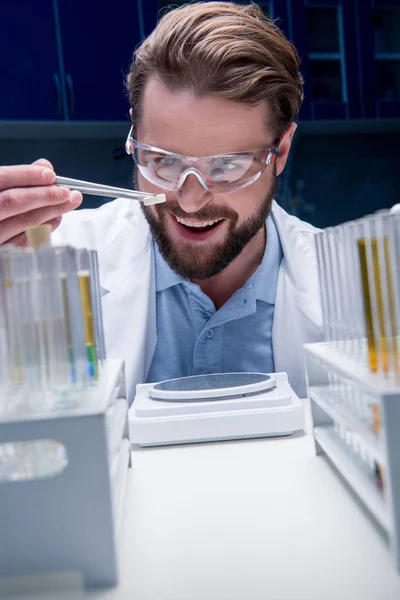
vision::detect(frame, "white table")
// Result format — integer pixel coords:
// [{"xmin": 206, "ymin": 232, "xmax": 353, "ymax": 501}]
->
[
  {"xmin": 3, "ymin": 405, "xmax": 400, "ymax": 600},
  {"xmin": 86, "ymin": 405, "xmax": 400, "ymax": 600}
]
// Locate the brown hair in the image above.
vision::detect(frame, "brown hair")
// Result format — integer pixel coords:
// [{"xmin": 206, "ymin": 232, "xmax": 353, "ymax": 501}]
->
[{"xmin": 126, "ymin": 2, "xmax": 303, "ymax": 137}]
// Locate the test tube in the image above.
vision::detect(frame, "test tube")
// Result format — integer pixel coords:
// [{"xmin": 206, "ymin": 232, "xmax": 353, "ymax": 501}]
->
[
  {"xmin": 358, "ymin": 218, "xmax": 383, "ymax": 374},
  {"xmin": 0, "ymin": 248, "xmax": 24, "ymax": 387},
  {"xmin": 35, "ymin": 246, "xmax": 71, "ymax": 391},
  {"xmin": 384, "ymin": 213, "xmax": 400, "ymax": 384},
  {"xmin": 336, "ymin": 225, "xmax": 355, "ymax": 353},
  {"xmin": 346, "ymin": 222, "xmax": 367, "ymax": 365},
  {"xmin": 48, "ymin": 247, "xmax": 85, "ymax": 388},
  {"xmin": 88, "ymin": 250, "xmax": 106, "ymax": 365},
  {"xmin": 326, "ymin": 228, "xmax": 344, "ymax": 347},
  {"xmin": 0, "ymin": 250, "xmax": 15, "ymax": 393},
  {"xmin": 320, "ymin": 229, "xmax": 336, "ymax": 345},
  {"xmin": 0, "ymin": 242, "xmax": 104, "ymax": 402},
  {"xmin": 0, "ymin": 255, "xmax": 9, "ymax": 392},
  {"xmin": 376, "ymin": 214, "xmax": 398, "ymax": 378},
  {"xmin": 76, "ymin": 249, "xmax": 98, "ymax": 381},
  {"xmin": 14, "ymin": 250, "xmax": 40, "ymax": 389},
  {"xmin": 358, "ymin": 215, "xmax": 398, "ymax": 376},
  {"xmin": 315, "ymin": 232, "xmax": 330, "ymax": 343},
  {"xmin": 57, "ymin": 246, "xmax": 89, "ymax": 389}
]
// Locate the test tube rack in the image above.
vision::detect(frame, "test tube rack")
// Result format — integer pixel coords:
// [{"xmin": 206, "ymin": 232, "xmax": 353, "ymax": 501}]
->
[
  {"xmin": 305, "ymin": 342, "xmax": 400, "ymax": 570},
  {"xmin": 0, "ymin": 358, "xmax": 130, "ymax": 588},
  {"xmin": 306, "ymin": 209, "xmax": 400, "ymax": 572}
]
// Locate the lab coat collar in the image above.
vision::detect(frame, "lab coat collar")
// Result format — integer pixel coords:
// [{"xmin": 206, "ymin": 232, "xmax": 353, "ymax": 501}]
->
[
  {"xmin": 98, "ymin": 204, "xmax": 152, "ymax": 295},
  {"xmin": 270, "ymin": 200, "xmax": 323, "ymax": 397},
  {"xmin": 271, "ymin": 200, "xmax": 322, "ymax": 328}
]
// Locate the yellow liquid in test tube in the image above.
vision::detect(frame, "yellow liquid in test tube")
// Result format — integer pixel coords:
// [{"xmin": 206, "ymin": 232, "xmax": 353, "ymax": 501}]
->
[
  {"xmin": 358, "ymin": 238, "xmax": 398, "ymax": 374},
  {"xmin": 4, "ymin": 277, "xmax": 23, "ymax": 384},
  {"xmin": 78, "ymin": 271, "xmax": 98, "ymax": 381}
]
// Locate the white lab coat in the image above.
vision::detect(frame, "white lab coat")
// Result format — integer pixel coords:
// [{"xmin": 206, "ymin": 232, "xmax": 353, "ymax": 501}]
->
[{"xmin": 53, "ymin": 199, "xmax": 323, "ymax": 402}]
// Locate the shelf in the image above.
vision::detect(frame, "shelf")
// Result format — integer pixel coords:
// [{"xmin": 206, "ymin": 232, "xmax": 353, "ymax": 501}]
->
[
  {"xmin": 375, "ymin": 54, "xmax": 400, "ymax": 61},
  {"xmin": 296, "ymin": 118, "xmax": 400, "ymax": 135},
  {"xmin": 314, "ymin": 425, "xmax": 389, "ymax": 532},
  {"xmin": 0, "ymin": 121, "xmax": 129, "ymax": 139},
  {"xmin": 309, "ymin": 386, "xmax": 385, "ymax": 466},
  {"xmin": 309, "ymin": 53, "xmax": 341, "ymax": 60}
]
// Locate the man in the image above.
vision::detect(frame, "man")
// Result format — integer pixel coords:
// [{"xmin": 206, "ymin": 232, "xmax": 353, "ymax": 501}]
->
[{"xmin": 0, "ymin": 2, "xmax": 323, "ymax": 403}]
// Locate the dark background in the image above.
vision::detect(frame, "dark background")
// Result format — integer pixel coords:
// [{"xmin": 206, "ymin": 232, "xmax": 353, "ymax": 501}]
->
[{"xmin": 0, "ymin": 0, "xmax": 399, "ymax": 227}]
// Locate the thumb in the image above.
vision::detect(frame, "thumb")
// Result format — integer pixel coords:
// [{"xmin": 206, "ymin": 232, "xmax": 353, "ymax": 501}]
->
[{"xmin": 32, "ymin": 158, "xmax": 55, "ymax": 170}]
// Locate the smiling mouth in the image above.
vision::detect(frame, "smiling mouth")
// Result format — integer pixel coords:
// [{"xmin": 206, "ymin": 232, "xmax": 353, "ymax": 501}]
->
[{"xmin": 173, "ymin": 215, "xmax": 224, "ymax": 232}]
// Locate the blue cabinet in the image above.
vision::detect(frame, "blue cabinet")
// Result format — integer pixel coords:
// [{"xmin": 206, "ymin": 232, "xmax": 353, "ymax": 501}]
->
[
  {"xmin": 369, "ymin": 1, "xmax": 400, "ymax": 118},
  {"xmin": 290, "ymin": 1, "xmax": 359, "ymax": 120},
  {"xmin": 2, "ymin": 0, "xmax": 400, "ymax": 121},
  {"xmin": 58, "ymin": 1, "xmax": 141, "ymax": 120},
  {"xmin": 292, "ymin": 0, "xmax": 400, "ymax": 119},
  {"xmin": 141, "ymin": 0, "xmax": 400, "ymax": 121},
  {"xmin": 0, "ymin": 0, "xmax": 142, "ymax": 121},
  {"xmin": 0, "ymin": 0, "xmax": 62, "ymax": 119}
]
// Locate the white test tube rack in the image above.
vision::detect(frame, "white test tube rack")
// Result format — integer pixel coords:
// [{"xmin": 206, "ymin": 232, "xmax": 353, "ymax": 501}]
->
[
  {"xmin": 0, "ymin": 358, "xmax": 130, "ymax": 588},
  {"xmin": 305, "ymin": 341, "xmax": 400, "ymax": 572}
]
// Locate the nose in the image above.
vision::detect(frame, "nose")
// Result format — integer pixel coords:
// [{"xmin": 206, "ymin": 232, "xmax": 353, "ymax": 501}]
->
[{"xmin": 176, "ymin": 173, "xmax": 213, "ymax": 214}]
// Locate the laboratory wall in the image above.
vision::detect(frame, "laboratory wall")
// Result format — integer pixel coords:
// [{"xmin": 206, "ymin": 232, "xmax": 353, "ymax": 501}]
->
[{"xmin": 0, "ymin": 0, "xmax": 399, "ymax": 227}]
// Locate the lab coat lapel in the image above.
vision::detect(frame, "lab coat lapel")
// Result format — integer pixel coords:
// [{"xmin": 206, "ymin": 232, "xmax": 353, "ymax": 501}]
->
[
  {"xmin": 271, "ymin": 202, "xmax": 323, "ymax": 397},
  {"xmin": 99, "ymin": 215, "xmax": 156, "ymax": 404}
]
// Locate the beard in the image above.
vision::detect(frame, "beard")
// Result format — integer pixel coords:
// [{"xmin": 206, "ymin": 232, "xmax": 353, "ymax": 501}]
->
[{"xmin": 139, "ymin": 170, "xmax": 277, "ymax": 280}]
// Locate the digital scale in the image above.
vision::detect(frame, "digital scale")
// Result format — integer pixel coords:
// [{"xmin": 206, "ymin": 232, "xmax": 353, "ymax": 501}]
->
[{"xmin": 129, "ymin": 372, "xmax": 304, "ymax": 446}]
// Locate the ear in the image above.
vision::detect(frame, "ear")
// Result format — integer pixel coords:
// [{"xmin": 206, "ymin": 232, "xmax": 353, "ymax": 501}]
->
[
  {"xmin": 129, "ymin": 107, "xmax": 133, "ymax": 118},
  {"xmin": 276, "ymin": 122, "xmax": 297, "ymax": 176}
]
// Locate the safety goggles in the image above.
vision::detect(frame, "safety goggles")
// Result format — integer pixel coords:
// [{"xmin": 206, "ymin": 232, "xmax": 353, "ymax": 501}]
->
[{"xmin": 125, "ymin": 126, "xmax": 279, "ymax": 194}]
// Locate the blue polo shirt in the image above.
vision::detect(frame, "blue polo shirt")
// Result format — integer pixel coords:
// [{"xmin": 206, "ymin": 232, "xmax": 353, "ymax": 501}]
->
[{"xmin": 146, "ymin": 214, "xmax": 283, "ymax": 383}]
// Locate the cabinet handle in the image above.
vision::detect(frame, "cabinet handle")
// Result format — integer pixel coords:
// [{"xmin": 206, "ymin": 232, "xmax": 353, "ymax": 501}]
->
[
  {"xmin": 66, "ymin": 74, "xmax": 75, "ymax": 117},
  {"xmin": 53, "ymin": 73, "xmax": 62, "ymax": 117}
]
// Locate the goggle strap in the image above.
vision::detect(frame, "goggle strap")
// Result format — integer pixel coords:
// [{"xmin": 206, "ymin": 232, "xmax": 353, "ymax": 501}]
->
[
  {"xmin": 266, "ymin": 142, "xmax": 280, "ymax": 166},
  {"xmin": 125, "ymin": 125, "xmax": 135, "ymax": 155}
]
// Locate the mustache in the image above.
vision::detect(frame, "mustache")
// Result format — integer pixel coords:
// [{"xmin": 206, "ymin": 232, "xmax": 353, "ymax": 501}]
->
[{"xmin": 155, "ymin": 201, "xmax": 238, "ymax": 222}]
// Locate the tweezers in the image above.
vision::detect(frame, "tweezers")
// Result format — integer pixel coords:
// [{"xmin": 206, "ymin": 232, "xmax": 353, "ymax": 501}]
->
[{"xmin": 55, "ymin": 176, "xmax": 166, "ymax": 206}]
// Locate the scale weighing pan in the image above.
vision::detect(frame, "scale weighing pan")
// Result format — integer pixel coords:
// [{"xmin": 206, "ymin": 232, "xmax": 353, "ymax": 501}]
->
[
  {"xmin": 149, "ymin": 372, "xmax": 275, "ymax": 402},
  {"xmin": 129, "ymin": 371, "xmax": 305, "ymax": 447}
]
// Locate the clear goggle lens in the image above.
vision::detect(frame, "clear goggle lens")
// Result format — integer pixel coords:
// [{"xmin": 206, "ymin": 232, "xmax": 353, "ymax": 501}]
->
[{"xmin": 126, "ymin": 134, "xmax": 278, "ymax": 193}]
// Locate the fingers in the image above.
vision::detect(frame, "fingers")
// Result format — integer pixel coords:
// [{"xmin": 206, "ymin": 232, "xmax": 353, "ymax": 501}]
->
[
  {"xmin": 0, "ymin": 164, "xmax": 56, "ymax": 192},
  {"xmin": 0, "ymin": 192, "xmax": 82, "ymax": 245},
  {"xmin": 32, "ymin": 158, "xmax": 55, "ymax": 170},
  {"xmin": 0, "ymin": 184, "xmax": 77, "ymax": 221},
  {"xmin": 5, "ymin": 216, "xmax": 63, "ymax": 248}
]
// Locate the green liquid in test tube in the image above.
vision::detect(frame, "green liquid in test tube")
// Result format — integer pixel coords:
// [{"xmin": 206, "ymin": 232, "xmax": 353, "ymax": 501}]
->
[{"xmin": 78, "ymin": 271, "xmax": 98, "ymax": 381}]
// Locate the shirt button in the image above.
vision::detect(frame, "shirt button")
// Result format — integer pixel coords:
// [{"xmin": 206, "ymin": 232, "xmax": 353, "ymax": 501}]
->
[{"xmin": 206, "ymin": 329, "xmax": 215, "ymax": 339}]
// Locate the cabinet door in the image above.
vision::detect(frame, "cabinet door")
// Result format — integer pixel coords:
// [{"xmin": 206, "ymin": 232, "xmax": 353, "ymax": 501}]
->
[
  {"xmin": 290, "ymin": 0, "xmax": 360, "ymax": 120},
  {"xmin": 0, "ymin": 0, "xmax": 62, "ymax": 119},
  {"xmin": 58, "ymin": 0, "xmax": 142, "ymax": 120}
]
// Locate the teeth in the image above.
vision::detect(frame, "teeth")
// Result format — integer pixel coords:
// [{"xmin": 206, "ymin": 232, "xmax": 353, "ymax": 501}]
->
[{"xmin": 175, "ymin": 216, "xmax": 223, "ymax": 228}]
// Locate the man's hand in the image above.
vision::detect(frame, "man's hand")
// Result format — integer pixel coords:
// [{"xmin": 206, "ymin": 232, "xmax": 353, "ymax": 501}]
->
[{"xmin": 0, "ymin": 158, "xmax": 83, "ymax": 247}]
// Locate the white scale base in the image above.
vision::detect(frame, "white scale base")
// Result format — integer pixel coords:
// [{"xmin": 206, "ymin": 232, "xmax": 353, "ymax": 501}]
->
[{"xmin": 129, "ymin": 372, "xmax": 304, "ymax": 447}]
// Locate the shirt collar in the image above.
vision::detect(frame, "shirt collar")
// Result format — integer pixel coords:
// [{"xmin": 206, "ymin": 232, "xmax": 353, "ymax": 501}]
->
[
  {"xmin": 154, "ymin": 240, "xmax": 184, "ymax": 291},
  {"xmin": 153, "ymin": 213, "xmax": 283, "ymax": 302},
  {"xmin": 247, "ymin": 213, "xmax": 283, "ymax": 305}
]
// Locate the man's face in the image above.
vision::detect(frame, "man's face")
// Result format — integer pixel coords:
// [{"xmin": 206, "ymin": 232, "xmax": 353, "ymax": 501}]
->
[{"xmin": 135, "ymin": 77, "xmax": 293, "ymax": 280}]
